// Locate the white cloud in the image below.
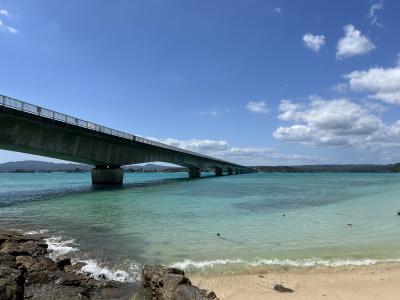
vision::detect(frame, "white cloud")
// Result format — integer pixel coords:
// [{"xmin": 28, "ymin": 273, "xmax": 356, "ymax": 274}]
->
[
  {"xmin": 273, "ymin": 96, "xmax": 400, "ymax": 148},
  {"xmin": 302, "ymin": 33, "xmax": 326, "ymax": 52},
  {"xmin": 149, "ymin": 137, "xmax": 324, "ymax": 165},
  {"xmin": 6, "ymin": 26, "xmax": 18, "ymax": 34},
  {"xmin": 336, "ymin": 24, "xmax": 375, "ymax": 59},
  {"xmin": 199, "ymin": 109, "xmax": 218, "ymax": 117},
  {"xmin": 367, "ymin": 1, "xmax": 383, "ymax": 27},
  {"xmin": 0, "ymin": 8, "xmax": 19, "ymax": 34},
  {"xmin": 246, "ymin": 101, "xmax": 269, "ymax": 114},
  {"xmin": 274, "ymin": 7, "xmax": 281, "ymax": 13},
  {"xmin": 344, "ymin": 64, "xmax": 400, "ymax": 104},
  {"xmin": 0, "ymin": 9, "xmax": 8, "ymax": 16}
]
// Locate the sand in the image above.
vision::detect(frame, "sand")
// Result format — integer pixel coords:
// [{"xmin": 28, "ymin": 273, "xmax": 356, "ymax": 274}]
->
[{"xmin": 191, "ymin": 263, "xmax": 400, "ymax": 300}]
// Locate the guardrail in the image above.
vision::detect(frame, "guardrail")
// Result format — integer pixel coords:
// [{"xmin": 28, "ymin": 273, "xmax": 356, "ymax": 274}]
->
[{"xmin": 0, "ymin": 95, "xmax": 240, "ymax": 166}]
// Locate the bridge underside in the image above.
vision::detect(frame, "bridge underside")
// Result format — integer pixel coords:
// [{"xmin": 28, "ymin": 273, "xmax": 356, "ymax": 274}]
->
[{"xmin": 0, "ymin": 106, "xmax": 254, "ymax": 184}]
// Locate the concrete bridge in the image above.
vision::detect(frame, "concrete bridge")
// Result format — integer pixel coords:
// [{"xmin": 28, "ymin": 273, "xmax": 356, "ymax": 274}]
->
[{"xmin": 0, "ymin": 95, "xmax": 255, "ymax": 184}]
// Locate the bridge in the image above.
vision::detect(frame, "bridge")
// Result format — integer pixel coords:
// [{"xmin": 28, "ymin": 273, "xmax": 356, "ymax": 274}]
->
[{"xmin": 0, "ymin": 95, "xmax": 255, "ymax": 184}]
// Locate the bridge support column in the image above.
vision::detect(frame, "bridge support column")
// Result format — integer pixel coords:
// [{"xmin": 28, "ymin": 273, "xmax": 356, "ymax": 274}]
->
[
  {"xmin": 215, "ymin": 167, "xmax": 223, "ymax": 176},
  {"xmin": 91, "ymin": 166, "xmax": 124, "ymax": 185},
  {"xmin": 227, "ymin": 168, "xmax": 233, "ymax": 175},
  {"xmin": 188, "ymin": 167, "xmax": 201, "ymax": 178}
]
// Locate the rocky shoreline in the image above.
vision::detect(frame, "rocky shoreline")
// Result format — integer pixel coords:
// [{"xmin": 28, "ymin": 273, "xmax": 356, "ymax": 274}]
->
[{"xmin": 0, "ymin": 228, "xmax": 219, "ymax": 300}]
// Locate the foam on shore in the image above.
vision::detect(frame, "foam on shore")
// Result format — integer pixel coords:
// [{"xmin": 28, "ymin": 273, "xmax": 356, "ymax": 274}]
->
[
  {"xmin": 22, "ymin": 229, "xmax": 141, "ymax": 283},
  {"xmin": 171, "ymin": 257, "xmax": 400, "ymax": 271}
]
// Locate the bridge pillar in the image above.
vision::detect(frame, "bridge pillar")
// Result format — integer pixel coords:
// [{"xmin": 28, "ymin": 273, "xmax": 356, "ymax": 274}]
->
[
  {"xmin": 215, "ymin": 167, "xmax": 223, "ymax": 176},
  {"xmin": 91, "ymin": 166, "xmax": 124, "ymax": 185},
  {"xmin": 227, "ymin": 168, "xmax": 233, "ymax": 175},
  {"xmin": 188, "ymin": 167, "xmax": 201, "ymax": 178}
]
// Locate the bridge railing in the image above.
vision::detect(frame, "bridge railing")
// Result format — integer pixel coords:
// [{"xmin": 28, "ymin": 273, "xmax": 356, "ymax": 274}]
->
[{"xmin": 0, "ymin": 95, "xmax": 240, "ymax": 166}]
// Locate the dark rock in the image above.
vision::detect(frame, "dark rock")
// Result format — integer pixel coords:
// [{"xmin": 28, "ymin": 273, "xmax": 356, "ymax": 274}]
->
[
  {"xmin": 0, "ymin": 254, "xmax": 17, "ymax": 269},
  {"xmin": 55, "ymin": 257, "xmax": 72, "ymax": 270},
  {"xmin": 24, "ymin": 283, "xmax": 89, "ymax": 300},
  {"xmin": 172, "ymin": 284, "xmax": 207, "ymax": 300},
  {"xmin": 64, "ymin": 261, "xmax": 86, "ymax": 274},
  {"xmin": 200, "ymin": 289, "xmax": 218, "ymax": 299},
  {"xmin": 273, "ymin": 284, "xmax": 294, "ymax": 293},
  {"xmin": 142, "ymin": 265, "xmax": 184, "ymax": 288},
  {"xmin": 0, "ymin": 266, "xmax": 25, "ymax": 300},
  {"xmin": 160, "ymin": 274, "xmax": 191, "ymax": 299},
  {"xmin": 15, "ymin": 256, "xmax": 58, "ymax": 285},
  {"xmin": 98, "ymin": 273, "xmax": 107, "ymax": 280},
  {"xmin": 142, "ymin": 265, "xmax": 219, "ymax": 300},
  {"xmin": 1, "ymin": 240, "xmax": 47, "ymax": 257},
  {"xmin": 48, "ymin": 270, "xmax": 84, "ymax": 286}
]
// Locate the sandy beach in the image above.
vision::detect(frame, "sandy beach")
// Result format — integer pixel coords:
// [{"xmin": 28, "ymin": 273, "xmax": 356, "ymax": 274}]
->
[{"xmin": 192, "ymin": 263, "xmax": 400, "ymax": 300}]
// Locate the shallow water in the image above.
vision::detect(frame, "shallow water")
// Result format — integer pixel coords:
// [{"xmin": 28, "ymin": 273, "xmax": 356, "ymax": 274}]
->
[{"xmin": 1, "ymin": 172, "xmax": 400, "ymax": 281}]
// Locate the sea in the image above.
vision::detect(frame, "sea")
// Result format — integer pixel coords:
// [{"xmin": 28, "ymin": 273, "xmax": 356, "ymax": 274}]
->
[{"xmin": 1, "ymin": 172, "xmax": 400, "ymax": 282}]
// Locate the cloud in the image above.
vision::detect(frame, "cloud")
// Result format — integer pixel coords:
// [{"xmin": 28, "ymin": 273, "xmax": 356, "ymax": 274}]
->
[
  {"xmin": 149, "ymin": 137, "xmax": 324, "ymax": 165},
  {"xmin": 274, "ymin": 7, "xmax": 281, "ymax": 13},
  {"xmin": 273, "ymin": 96, "xmax": 400, "ymax": 148},
  {"xmin": 302, "ymin": 33, "xmax": 326, "ymax": 52},
  {"xmin": 367, "ymin": 0, "xmax": 383, "ymax": 27},
  {"xmin": 199, "ymin": 109, "xmax": 218, "ymax": 117},
  {"xmin": 0, "ymin": 9, "xmax": 8, "ymax": 17},
  {"xmin": 336, "ymin": 24, "xmax": 375, "ymax": 59},
  {"xmin": 344, "ymin": 64, "xmax": 400, "ymax": 104},
  {"xmin": 0, "ymin": 8, "xmax": 19, "ymax": 34},
  {"xmin": 246, "ymin": 101, "xmax": 269, "ymax": 114}
]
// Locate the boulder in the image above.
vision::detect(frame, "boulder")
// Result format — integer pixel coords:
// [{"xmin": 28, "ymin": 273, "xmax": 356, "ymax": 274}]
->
[
  {"xmin": 159, "ymin": 274, "xmax": 191, "ymax": 299},
  {"xmin": 142, "ymin": 265, "xmax": 184, "ymax": 288},
  {"xmin": 172, "ymin": 284, "xmax": 208, "ymax": 300},
  {"xmin": 16, "ymin": 256, "xmax": 58, "ymax": 285},
  {"xmin": 55, "ymin": 257, "xmax": 72, "ymax": 270},
  {"xmin": 0, "ymin": 240, "xmax": 47, "ymax": 257},
  {"xmin": 0, "ymin": 254, "xmax": 17, "ymax": 269},
  {"xmin": 0, "ymin": 266, "xmax": 25, "ymax": 300},
  {"xmin": 64, "ymin": 261, "xmax": 86, "ymax": 274}
]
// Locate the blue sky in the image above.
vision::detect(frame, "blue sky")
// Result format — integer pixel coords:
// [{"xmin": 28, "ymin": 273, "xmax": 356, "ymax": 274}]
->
[{"xmin": 1, "ymin": 0, "xmax": 400, "ymax": 165}]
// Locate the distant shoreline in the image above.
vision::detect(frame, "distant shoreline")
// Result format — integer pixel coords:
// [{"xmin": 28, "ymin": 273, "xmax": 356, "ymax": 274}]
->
[{"xmin": 1, "ymin": 160, "xmax": 400, "ymax": 173}]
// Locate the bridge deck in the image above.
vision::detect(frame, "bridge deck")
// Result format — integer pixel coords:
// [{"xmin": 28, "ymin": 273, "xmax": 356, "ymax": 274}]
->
[{"xmin": 0, "ymin": 95, "xmax": 253, "ymax": 183}]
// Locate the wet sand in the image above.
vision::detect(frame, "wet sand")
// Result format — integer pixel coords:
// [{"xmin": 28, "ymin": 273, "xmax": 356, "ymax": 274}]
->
[{"xmin": 191, "ymin": 263, "xmax": 400, "ymax": 300}]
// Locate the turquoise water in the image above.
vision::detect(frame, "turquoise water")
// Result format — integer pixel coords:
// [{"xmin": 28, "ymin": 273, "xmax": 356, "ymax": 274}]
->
[{"xmin": 1, "ymin": 172, "xmax": 400, "ymax": 281}]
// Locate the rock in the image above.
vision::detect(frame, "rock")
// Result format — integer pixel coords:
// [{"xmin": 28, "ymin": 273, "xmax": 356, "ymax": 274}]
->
[
  {"xmin": 0, "ymin": 239, "xmax": 47, "ymax": 257},
  {"xmin": 48, "ymin": 270, "xmax": 84, "ymax": 286},
  {"xmin": 142, "ymin": 265, "xmax": 219, "ymax": 300},
  {"xmin": 15, "ymin": 256, "xmax": 58, "ymax": 285},
  {"xmin": 0, "ymin": 266, "xmax": 25, "ymax": 300},
  {"xmin": 142, "ymin": 265, "xmax": 184, "ymax": 288},
  {"xmin": 0, "ymin": 228, "xmax": 133, "ymax": 299},
  {"xmin": 55, "ymin": 257, "xmax": 72, "ymax": 270},
  {"xmin": 24, "ymin": 283, "xmax": 89, "ymax": 300},
  {"xmin": 172, "ymin": 284, "xmax": 208, "ymax": 300},
  {"xmin": 200, "ymin": 289, "xmax": 218, "ymax": 299},
  {"xmin": 273, "ymin": 284, "xmax": 294, "ymax": 293},
  {"xmin": 0, "ymin": 254, "xmax": 17, "ymax": 269},
  {"xmin": 160, "ymin": 274, "xmax": 191, "ymax": 299},
  {"xmin": 64, "ymin": 262, "xmax": 86, "ymax": 274}
]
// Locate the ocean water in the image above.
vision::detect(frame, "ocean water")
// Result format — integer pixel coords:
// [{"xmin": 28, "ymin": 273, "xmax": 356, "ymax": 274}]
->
[{"xmin": 1, "ymin": 172, "xmax": 400, "ymax": 281}]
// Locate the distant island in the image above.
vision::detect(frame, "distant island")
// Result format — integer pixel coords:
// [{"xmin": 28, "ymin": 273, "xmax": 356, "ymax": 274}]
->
[
  {"xmin": 254, "ymin": 164, "xmax": 400, "ymax": 173},
  {"xmin": 1, "ymin": 160, "xmax": 400, "ymax": 173}
]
